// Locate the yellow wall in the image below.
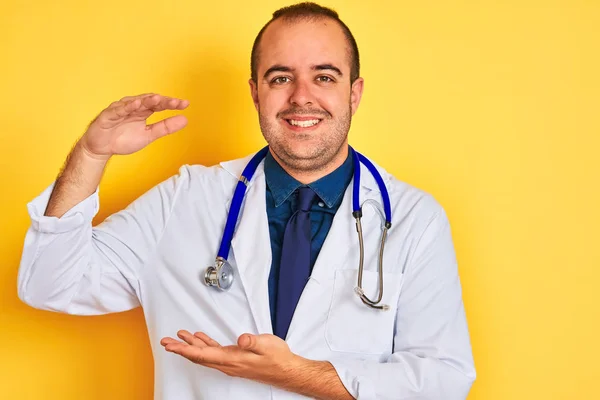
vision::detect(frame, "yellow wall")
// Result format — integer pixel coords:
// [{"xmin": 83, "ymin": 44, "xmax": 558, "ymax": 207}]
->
[{"xmin": 1, "ymin": 0, "xmax": 598, "ymax": 398}]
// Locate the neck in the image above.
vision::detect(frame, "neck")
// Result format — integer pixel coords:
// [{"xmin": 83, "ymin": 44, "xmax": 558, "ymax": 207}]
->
[{"xmin": 270, "ymin": 145, "xmax": 349, "ymax": 185}]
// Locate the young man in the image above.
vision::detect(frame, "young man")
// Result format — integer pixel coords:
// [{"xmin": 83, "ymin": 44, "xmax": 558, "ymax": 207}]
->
[{"xmin": 17, "ymin": 2, "xmax": 475, "ymax": 399}]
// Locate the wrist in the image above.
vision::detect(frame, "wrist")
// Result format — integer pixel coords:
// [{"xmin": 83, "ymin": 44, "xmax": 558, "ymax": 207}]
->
[
  {"xmin": 76, "ymin": 140, "xmax": 111, "ymax": 164},
  {"xmin": 287, "ymin": 353, "xmax": 307, "ymax": 370},
  {"xmin": 55, "ymin": 141, "xmax": 109, "ymax": 191}
]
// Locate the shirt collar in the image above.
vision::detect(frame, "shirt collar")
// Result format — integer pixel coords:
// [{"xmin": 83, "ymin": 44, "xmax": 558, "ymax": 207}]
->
[{"xmin": 264, "ymin": 147, "xmax": 354, "ymax": 208}]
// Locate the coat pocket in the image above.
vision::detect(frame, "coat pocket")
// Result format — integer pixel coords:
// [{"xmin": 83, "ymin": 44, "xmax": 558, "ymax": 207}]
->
[{"xmin": 325, "ymin": 269, "xmax": 404, "ymax": 354}]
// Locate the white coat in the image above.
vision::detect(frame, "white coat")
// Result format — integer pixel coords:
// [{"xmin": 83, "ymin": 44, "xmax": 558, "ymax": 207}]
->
[{"xmin": 18, "ymin": 151, "xmax": 476, "ymax": 399}]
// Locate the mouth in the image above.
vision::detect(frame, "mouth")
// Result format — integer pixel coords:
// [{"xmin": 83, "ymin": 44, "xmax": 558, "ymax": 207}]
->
[{"xmin": 283, "ymin": 118, "xmax": 323, "ymax": 130}]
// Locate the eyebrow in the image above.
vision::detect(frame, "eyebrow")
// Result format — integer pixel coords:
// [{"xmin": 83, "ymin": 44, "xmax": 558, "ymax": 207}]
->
[
  {"xmin": 314, "ymin": 64, "xmax": 343, "ymax": 77},
  {"xmin": 263, "ymin": 64, "xmax": 344, "ymax": 79},
  {"xmin": 263, "ymin": 65, "xmax": 293, "ymax": 79}
]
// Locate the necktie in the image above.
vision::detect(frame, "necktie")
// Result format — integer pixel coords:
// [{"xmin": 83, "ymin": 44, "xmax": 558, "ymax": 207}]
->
[{"xmin": 274, "ymin": 187, "xmax": 317, "ymax": 340}]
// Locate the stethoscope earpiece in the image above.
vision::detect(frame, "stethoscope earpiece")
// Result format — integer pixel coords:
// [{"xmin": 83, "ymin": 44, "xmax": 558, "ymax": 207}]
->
[{"xmin": 354, "ymin": 286, "xmax": 390, "ymax": 311}]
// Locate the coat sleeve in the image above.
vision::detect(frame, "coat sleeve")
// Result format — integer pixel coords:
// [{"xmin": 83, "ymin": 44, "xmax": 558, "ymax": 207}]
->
[
  {"xmin": 17, "ymin": 166, "xmax": 190, "ymax": 315},
  {"xmin": 329, "ymin": 206, "xmax": 476, "ymax": 399}
]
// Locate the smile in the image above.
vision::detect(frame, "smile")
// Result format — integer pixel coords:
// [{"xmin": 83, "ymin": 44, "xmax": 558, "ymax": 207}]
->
[{"xmin": 285, "ymin": 119, "xmax": 322, "ymax": 128}]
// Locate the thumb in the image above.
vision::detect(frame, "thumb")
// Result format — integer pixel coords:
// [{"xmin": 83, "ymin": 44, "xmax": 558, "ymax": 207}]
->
[
  {"xmin": 238, "ymin": 333, "xmax": 266, "ymax": 354},
  {"xmin": 147, "ymin": 115, "xmax": 188, "ymax": 142}
]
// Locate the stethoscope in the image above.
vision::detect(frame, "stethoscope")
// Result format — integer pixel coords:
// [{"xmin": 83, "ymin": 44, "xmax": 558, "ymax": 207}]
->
[{"xmin": 204, "ymin": 146, "xmax": 393, "ymax": 310}]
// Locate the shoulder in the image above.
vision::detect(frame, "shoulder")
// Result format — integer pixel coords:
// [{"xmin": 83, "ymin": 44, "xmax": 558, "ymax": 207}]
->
[
  {"xmin": 367, "ymin": 158, "xmax": 448, "ymax": 231},
  {"xmin": 166, "ymin": 152, "xmax": 256, "ymax": 197}
]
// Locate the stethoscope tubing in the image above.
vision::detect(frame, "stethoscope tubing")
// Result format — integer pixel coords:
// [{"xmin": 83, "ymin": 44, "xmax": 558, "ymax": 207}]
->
[{"xmin": 207, "ymin": 145, "xmax": 393, "ymax": 310}]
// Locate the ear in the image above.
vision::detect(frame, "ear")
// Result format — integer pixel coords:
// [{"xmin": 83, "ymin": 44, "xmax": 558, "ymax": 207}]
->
[
  {"xmin": 248, "ymin": 79, "xmax": 259, "ymax": 111},
  {"xmin": 350, "ymin": 77, "xmax": 364, "ymax": 116}
]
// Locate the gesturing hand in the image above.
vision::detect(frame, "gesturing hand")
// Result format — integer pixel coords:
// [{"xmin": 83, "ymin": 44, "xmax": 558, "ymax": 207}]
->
[
  {"xmin": 80, "ymin": 93, "xmax": 189, "ymax": 161},
  {"xmin": 160, "ymin": 330, "xmax": 301, "ymax": 384}
]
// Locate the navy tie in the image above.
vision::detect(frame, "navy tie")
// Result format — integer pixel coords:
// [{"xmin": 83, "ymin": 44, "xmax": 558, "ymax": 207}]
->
[{"xmin": 274, "ymin": 187, "xmax": 317, "ymax": 340}]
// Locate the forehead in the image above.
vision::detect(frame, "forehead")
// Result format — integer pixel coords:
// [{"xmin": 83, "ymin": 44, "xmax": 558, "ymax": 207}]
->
[{"xmin": 258, "ymin": 17, "xmax": 350, "ymax": 74}]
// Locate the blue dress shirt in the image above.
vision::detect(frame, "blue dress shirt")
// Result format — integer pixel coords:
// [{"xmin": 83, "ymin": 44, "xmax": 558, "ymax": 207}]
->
[{"xmin": 265, "ymin": 148, "xmax": 354, "ymax": 331}]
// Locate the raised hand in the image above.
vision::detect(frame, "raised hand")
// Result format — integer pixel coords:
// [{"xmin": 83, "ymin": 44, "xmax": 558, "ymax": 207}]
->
[
  {"xmin": 42, "ymin": 93, "xmax": 189, "ymax": 217},
  {"xmin": 79, "ymin": 93, "xmax": 189, "ymax": 161}
]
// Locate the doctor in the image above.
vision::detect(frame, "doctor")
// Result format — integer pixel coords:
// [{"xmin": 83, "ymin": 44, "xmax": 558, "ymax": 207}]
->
[{"xmin": 17, "ymin": 2, "xmax": 475, "ymax": 399}]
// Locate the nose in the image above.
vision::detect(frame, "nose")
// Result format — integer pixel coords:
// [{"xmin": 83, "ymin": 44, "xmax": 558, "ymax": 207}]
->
[{"xmin": 289, "ymin": 78, "xmax": 314, "ymax": 107}]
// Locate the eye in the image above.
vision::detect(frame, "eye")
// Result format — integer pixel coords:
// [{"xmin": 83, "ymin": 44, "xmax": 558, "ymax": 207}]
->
[
  {"xmin": 271, "ymin": 76, "xmax": 291, "ymax": 85},
  {"xmin": 316, "ymin": 76, "xmax": 334, "ymax": 83}
]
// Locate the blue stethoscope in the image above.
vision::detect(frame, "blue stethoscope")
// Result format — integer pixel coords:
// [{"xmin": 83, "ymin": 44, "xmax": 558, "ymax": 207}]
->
[{"xmin": 204, "ymin": 146, "xmax": 393, "ymax": 310}]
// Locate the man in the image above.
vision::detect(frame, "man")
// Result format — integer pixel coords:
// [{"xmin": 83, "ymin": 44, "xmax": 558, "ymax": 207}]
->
[{"xmin": 17, "ymin": 2, "xmax": 475, "ymax": 399}]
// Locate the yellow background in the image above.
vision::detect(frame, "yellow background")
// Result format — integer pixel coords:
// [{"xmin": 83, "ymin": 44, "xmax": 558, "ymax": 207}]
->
[{"xmin": 1, "ymin": 0, "xmax": 598, "ymax": 398}]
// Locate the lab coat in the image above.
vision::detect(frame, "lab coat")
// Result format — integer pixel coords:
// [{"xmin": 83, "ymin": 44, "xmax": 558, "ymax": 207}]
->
[{"xmin": 17, "ymin": 151, "xmax": 476, "ymax": 399}]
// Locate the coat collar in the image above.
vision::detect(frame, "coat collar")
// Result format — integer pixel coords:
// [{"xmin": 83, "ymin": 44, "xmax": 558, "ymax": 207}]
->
[{"xmin": 219, "ymin": 148, "xmax": 389, "ymax": 196}]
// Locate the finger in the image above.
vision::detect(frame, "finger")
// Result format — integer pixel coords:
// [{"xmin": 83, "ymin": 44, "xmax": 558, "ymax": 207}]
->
[
  {"xmin": 177, "ymin": 330, "xmax": 208, "ymax": 348},
  {"xmin": 104, "ymin": 99, "xmax": 142, "ymax": 121},
  {"xmin": 141, "ymin": 94, "xmax": 162, "ymax": 110},
  {"xmin": 194, "ymin": 332, "xmax": 222, "ymax": 347},
  {"xmin": 176, "ymin": 99, "xmax": 190, "ymax": 110},
  {"xmin": 165, "ymin": 343, "xmax": 229, "ymax": 366},
  {"xmin": 142, "ymin": 95, "xmax": 189, "ymax": 112},
  {"xmin": 151, "ymin": 97, "xmax": 184, "ymax": 112},
  {"xmin": 140, "ymin": 94, "xmax": 173, "ymax": 111},
  {"xmin": 146, "ymin": 115, "xmax": 188, "ymax": 141},
  {"xmin": 159, "ymin": 337, "xmax": 182, "ymax": 346},
  {"xmin": 120, "ymin": 93, "xmax": 155, "ymax": 102}
]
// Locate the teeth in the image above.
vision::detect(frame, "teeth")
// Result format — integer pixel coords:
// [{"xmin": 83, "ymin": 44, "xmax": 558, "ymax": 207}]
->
[{"xmin": 289, "ymin": 119, "xmax": 320, "ymax": 127}]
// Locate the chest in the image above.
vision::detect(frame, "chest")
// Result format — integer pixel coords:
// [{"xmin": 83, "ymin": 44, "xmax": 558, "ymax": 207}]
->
[{"xmin": 140, "ymin": 180, "xmax": 411, "ymax": 358}]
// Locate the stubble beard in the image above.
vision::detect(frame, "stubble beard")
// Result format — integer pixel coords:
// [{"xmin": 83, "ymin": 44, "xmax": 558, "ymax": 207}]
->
[{"xmin": 258, "ymin": 104, "xmax": 353, "ymax": 174}]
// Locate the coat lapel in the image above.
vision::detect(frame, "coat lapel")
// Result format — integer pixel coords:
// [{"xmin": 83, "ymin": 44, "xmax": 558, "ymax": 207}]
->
[{"xmin": 220, "ymin": 156, "xmax": 273, "ymax": 335}]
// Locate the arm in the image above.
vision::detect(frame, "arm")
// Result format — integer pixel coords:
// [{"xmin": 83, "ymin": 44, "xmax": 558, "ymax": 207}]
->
[
  {"xmin": 328, "ymin": 206, "xmax": 476, "ymax": 399},
  {"xmin": 268, "ymin": 358, "xmax": 353, "ymax": 400},
  {"xmin": 17, "ymin": 94, "xmax": 189, "ymax": 315},
  {"xmin": 43, "ymin": 141, "xmax": 109, "ymax": 219}
]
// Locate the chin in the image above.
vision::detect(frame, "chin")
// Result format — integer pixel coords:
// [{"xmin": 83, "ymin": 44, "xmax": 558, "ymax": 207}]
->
[
  {"xmin": 283, "ymin": 140, "xmax": 323, "ymax": 159},
  {"xmin": 274, "ymin": 141, "xmax": 338, "ymax": 171}
]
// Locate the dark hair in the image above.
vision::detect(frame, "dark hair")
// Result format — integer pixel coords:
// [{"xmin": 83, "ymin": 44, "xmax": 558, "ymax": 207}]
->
[{"xmin": 250, "ymin": 2, "xmax": 360, "ymax": 84}]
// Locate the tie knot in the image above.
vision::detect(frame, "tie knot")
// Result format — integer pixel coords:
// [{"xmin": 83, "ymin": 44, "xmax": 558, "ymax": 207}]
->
[{"xmin": 296, "ymin": 187, "xmax": 317, "ymax": 212}]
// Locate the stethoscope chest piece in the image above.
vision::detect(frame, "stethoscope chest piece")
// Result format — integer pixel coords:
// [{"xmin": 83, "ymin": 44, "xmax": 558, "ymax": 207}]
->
[{"xmin": 204, "ymin": 257, "xmax": 234, "ymax": 290}]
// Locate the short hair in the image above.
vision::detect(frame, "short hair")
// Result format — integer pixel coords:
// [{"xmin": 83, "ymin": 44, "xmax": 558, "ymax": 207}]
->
[{"xmin": 250, "ymin": 2, "xmax": 360, "ymax": 84}]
